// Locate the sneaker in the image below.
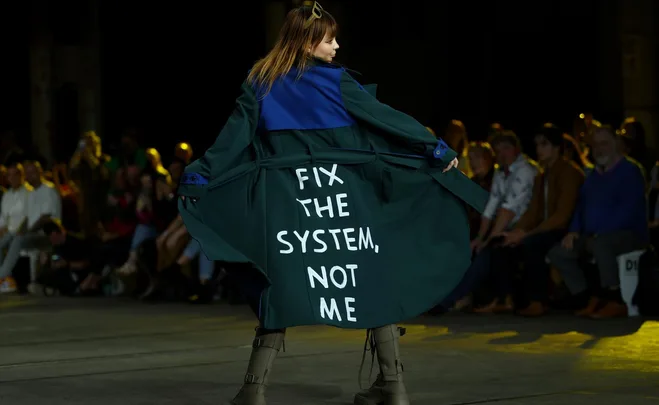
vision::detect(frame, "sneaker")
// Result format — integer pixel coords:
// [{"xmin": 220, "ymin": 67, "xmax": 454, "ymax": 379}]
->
[{"xmin": 117, "ymin": 261, "xmax": 137, "ymax": 276}]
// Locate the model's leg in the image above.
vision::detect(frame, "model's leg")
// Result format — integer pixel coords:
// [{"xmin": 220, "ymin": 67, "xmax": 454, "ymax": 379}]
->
[
  {"xmin": 227, "ymin": 264, "xmax": 285, "ymax": 405},
  {"xmin": 227, "ymin": 327, "xmax": 286, "ymax": 405},
  {"xmin": 354, "ymin": 324, "xmax": 409, "ymax": 405}
]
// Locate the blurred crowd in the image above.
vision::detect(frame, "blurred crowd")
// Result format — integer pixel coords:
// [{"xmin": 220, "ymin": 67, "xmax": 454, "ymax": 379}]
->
[
  {"xmin": 0, "ymin": 128, "xmax": 229, "ymax": 303},
  {"xmin": 430, "ymin": 114, "xmax": 659, "ymax": 319},
  {"xmin": 1, "ymin": 112, "xmax": 658, "ymax": 318}
]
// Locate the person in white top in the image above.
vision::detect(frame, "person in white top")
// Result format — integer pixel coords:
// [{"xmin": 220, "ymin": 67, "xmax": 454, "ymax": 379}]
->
[
  {"xmin": 472, "ymin": 131, "xmax": 538, "ymax": 251},
  {"xmin": 0, "ymin": 160, "xmax": 62, "ymax": 280},
  {"xmin": 0, "ymin": 163, "xmax": 29, "ymax": 251},
  {"xmin": 442, "ymin": 131, "xmax": 537, "ymax": 312}
]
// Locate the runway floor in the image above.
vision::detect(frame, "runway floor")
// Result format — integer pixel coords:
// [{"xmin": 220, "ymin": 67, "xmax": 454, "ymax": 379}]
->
[{"xmin": 0, "ymin": 295, "xmax": 657, "ymax": 404}]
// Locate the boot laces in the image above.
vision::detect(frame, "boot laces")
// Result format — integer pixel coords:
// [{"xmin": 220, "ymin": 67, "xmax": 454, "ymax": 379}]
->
[{"xmin": 357, "ymin": 328, "xmax": 377, "ymax": 390}]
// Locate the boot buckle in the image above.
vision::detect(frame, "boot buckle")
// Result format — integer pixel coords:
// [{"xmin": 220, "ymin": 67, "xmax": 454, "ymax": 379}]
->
[
  {"xmin": 244, "ymin": 373, "xmax": 259, "ymax": 384},
  {"xmin": 252, "ymin": 338, "xmax": 262, "ymax": 349},
  {"xmin": 398, "ymin": 327, "xmax": 406, "ymax": 337}
]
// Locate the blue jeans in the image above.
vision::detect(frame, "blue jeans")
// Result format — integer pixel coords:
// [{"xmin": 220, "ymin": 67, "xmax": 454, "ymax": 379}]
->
[
  {"xmin": 130, "ymin": 224, "xmax": 158, "ymax": 250},
  {"xmin": 440, "ymin": 247, "xmax": 491, "ymax": 308},
  {"xmin": 182, "ymin": 239, "xmax": 215, "ymax": 281}
]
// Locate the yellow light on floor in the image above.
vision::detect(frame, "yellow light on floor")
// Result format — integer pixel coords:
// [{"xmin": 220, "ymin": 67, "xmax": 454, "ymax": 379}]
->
[{"xmin": 575, "ymin": 320, "xmax": 659, "ymax": 373}]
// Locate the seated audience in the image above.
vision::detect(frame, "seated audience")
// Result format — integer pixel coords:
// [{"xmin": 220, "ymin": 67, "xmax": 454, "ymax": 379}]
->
[
  {"xmin": 441, "ymin": 130, "xmax": 537, "ymax": 312},
  {"xmin": 117, "ymin": 168, "xmax": 171, "ymax": 275},
  {"xmin": 500, "ymin": 124, "xmax": 584, "ymax": 316},
  {"xmin": 69, "ymin": 130, "xmax": 111, "ymax": 238},
  {"xmin": 97, "ymin": 168, "xmax": 137, "ymax": 270},
  {"xmin": 0, "ymin": 161, "xmax": 61, "ymax": 282},
  {"xmin": 40, "ymin": 219, "xmax": 103, "ymax": 294},
  {"xmin": 0, "ymin": 163, "xmax": 30, "ymax": 292},
  {"xmin": 105, "ymin": 128, "xmax": 148, "ymax": 174},
  {"xmin": 444, "ymin": 120, "xmax": 470, "ymax": 176},
  {"xmin": 466, "ymin": 141, "xmax": 495, "ymax": 239},
  {"xmin": 444, "ymin": 141, "xmax": 494, "ymax": 311},
  {"xmin": 547, "ymin": 125, "xmax": 648, "ymax": 319}
]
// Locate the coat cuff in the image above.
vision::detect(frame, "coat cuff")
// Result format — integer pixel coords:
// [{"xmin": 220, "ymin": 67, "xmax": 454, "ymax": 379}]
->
[
  {"xmin": 177, "ymin": 172, "xmax": 209, "ymax": 199},
  {"xmin": 431, "ymin": 139, "xmax": 458, "ymax": 162}
]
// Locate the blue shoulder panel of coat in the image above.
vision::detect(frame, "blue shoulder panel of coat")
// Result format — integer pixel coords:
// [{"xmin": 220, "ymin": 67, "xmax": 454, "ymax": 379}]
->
[
  {"xmin": 257, "ymin": 65, "xmax": 356, "ymax": 131},
  {"xmin": 181, "ymin": 172, "xmax": 208, "ymax": 186}
]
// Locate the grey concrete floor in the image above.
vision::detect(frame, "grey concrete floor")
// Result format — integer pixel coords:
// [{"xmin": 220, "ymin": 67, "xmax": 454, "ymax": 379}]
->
[{"xmin": 0, "ymin": 295, "xmax": 657, "ymax": 405}]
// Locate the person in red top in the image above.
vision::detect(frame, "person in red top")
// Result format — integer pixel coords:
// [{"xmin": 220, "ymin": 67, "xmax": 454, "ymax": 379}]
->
[{"xmin": 98, "ymin": 168, "xmax": 137, "ymax": 261}]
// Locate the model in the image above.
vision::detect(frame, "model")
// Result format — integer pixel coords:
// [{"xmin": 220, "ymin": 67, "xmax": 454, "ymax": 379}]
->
[{"xmin": 177, "ymin": 2, "xmax": 488, "ymax": 404}]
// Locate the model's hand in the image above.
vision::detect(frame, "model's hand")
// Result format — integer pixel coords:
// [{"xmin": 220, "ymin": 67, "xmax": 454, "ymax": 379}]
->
[{"xmin": 443, "ymin": 158, "xmax": 459, "ymax": 173}]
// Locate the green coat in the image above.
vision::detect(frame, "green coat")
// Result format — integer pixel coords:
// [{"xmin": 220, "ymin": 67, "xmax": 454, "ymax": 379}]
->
[{"xmin": 178, "ymin": 60, "xmax": 488, "ymax": 330}]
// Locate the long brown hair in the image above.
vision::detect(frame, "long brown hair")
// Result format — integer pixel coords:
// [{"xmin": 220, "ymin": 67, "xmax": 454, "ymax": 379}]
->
[
  {"xmin": 247, "ymin": 4, "xmax": 338, "ymax": 96},
  {"xmin": 445, "ymin": 119, "xmax": 468, "ymax": 155}
]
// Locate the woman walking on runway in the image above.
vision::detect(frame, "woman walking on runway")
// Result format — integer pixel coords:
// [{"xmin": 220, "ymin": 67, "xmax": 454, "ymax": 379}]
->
[{"xmin": 177, "ymin": 3, "xmax": 488, "ymax": 404}]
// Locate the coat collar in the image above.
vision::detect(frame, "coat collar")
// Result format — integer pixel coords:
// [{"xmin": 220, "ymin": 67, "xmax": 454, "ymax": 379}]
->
[
  {"xmin": 308, "ymin": 57, "xmax": 345, "ymax": 70},
  {"xmin": 307, "ymin": 57, "xmax": 363, "ymax": 75}
]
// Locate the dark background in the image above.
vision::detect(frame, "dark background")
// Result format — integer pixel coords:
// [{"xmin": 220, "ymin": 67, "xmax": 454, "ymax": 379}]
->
[{"xmin": 0, "ymin": 0, "xmax": 635, "ymax": 160}]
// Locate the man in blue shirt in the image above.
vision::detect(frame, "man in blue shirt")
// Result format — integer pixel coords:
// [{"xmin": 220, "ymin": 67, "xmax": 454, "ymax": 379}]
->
[{"xmin": 548, "ymin": 125, "xmax": 648, "ymax": 319}]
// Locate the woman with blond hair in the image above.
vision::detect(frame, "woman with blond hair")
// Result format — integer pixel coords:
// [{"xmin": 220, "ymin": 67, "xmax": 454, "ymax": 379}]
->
[
  {"xmin": 444, "ymin": 119, "xmax": 471, "ymax": 175},
  {"xmin": 178, "ymin": 3, "xmax": 487, "ymax": 404}
]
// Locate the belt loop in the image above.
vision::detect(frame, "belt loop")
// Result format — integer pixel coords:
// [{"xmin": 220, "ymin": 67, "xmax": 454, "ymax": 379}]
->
[{"xmin": 368, "ymin": 140, "xmax": 380, "ymax": 161}]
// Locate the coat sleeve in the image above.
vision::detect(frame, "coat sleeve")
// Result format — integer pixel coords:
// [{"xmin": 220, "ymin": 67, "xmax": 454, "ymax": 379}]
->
[
  {"xmin": 339, "ymin": 71, "xmax": 457, "ymax": 164},
  {"xmin": 178, "ymin": 81, "xmax": 260, "ymax": 198}
]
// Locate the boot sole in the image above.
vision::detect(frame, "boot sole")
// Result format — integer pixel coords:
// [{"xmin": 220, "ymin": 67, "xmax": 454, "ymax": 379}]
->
[{"xmin": 224, "ymin": 399, "xmax": 266, "ymax": 405}]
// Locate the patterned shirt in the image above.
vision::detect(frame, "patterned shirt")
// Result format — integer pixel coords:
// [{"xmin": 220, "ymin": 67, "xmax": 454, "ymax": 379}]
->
[{"xmin": 482, "ymin": 154, "xmax": 537, "ymax": 225}]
